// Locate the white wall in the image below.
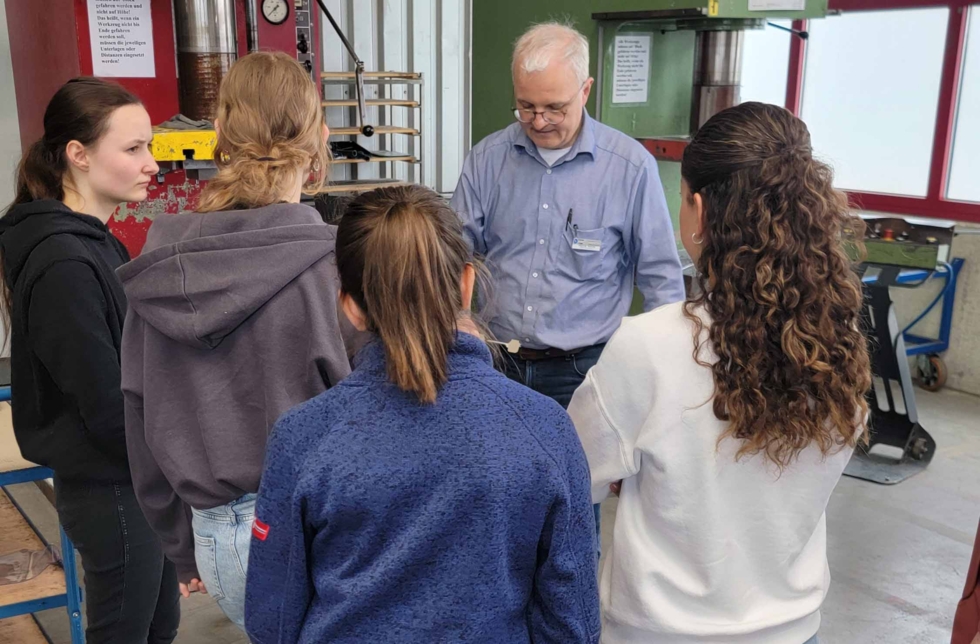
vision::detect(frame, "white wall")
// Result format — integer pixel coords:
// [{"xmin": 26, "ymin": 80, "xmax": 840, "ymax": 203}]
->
[
  {"xmin": 0, "ymin": 0, "xmax": 20, "ymax": 357},
  {"xmin": 0, "ymin": 0, "xmax": 21, "ymax": 208},
  {"xmin": 887, "ymin": 229, "xmax": 980, "ymax": 397},
  {"xmin": 320, "ymin": 0, "xmax": 471, "ymax": 194}
]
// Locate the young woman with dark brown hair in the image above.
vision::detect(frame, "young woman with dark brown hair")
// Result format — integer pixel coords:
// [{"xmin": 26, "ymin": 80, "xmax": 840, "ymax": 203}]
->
[
  {"xmin": 245, "ymin": 184, "xmax": 600, "ymax": 644},
  {"xmin": 0, "ymin": 78, "xmax": 179, "ymax": 643},
  {"xmin": 569, "ymin": 102, "xmax": 871, "ymax": 644}
]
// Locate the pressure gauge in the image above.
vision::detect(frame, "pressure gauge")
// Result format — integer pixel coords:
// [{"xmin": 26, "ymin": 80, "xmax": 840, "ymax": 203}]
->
[{"xmin": 262, "ymin": 0, "xmax": 290, "ymax": 25}]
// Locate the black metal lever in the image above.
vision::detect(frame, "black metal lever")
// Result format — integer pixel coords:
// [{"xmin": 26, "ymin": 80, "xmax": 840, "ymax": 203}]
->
[
  {"xmin": 767, "ymin": 21, "xmax": 809, "ymax": 40},
  {"xmin": 314, "ymin": 0, "xmax": 375, "ymax": 137}
]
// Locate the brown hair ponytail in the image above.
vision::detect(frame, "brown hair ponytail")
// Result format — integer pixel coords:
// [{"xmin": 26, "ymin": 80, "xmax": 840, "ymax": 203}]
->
[
  {"xmin": 336, "ymin": 185, "xmax": 474, "ymax": 404},
  {"xmin": 14, "ymin": 140, "xmax": 64, "ymax": 206}
]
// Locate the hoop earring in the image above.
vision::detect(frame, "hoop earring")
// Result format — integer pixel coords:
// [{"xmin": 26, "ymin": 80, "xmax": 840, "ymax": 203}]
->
[
  {"xmin": 312, "ymin": 156, "xmax": 321, "ymax": 174},
  {"xmin": 218, "ymin": 150, "xmax": 231, "ymax": 164},
  {"xmin": 692, "ymin": 232, "xmax": 703, "ymax": 245}
]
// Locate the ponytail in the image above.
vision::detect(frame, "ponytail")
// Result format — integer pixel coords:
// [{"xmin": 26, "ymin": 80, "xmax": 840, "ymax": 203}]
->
[
  {"xmin": 195, "ymin": 52, "xmax": 329, "ymax": 213},
  {"xmin": 336, "ymin": 185, "xmax": 474, "ymax": 404},
  {"xmin": 2, "ymin": 138, "xmax": 65, "ymax": 336},
  {"xmin": 196, "ymin": 142, "xmax": 322, "ymax": 213},
  {"xmin": 12, "ymin": 139, "xmax": 65, "ymax": 206}
]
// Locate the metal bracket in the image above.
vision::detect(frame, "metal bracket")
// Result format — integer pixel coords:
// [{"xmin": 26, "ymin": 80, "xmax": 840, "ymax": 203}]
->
[{"xmin": 844, "ymin": 271, "xmax": 936, "ymax": 484}]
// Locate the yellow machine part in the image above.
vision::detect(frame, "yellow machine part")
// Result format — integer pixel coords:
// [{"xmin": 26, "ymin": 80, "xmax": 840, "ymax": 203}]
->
[{"xmin": 151, "ymin": 128, "xmax": 217, "ymax": 162}]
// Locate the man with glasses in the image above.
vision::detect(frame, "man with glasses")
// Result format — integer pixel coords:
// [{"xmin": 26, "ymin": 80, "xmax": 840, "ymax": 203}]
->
[
  {"xmin": 452, "ymin": 21, "xmax": 683, "ymax": 405},
  {"xmin": 451, "ymin": 21, "xmax": 683, "ymax": 551}
]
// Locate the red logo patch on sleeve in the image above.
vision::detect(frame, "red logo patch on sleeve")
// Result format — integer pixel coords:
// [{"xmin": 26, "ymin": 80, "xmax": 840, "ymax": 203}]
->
[{"xmin": 252, "ymin": 518, "xmax": 270, "ymax": 541}]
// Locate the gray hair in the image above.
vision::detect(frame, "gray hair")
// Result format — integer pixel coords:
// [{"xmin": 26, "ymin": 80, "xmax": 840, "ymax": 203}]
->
[{"xmin": 512, "ymin": 22, "xmax": 589, "ymax": 85}]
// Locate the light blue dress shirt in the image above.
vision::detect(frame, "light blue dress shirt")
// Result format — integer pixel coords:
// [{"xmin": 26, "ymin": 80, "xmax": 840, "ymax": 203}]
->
[{"xmin": 451, "ymin": 112, "xmax": 685, "ymax": 350}]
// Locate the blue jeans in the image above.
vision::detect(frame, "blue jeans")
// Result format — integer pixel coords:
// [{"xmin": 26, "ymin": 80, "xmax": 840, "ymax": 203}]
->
[
  {"xmin": 501, "ymin": 344, "xmax": 605, "ymax": 552},
  {"xmin": 191, "ymin": 493, "xmax": 257, "ymax": 630},
  {"xmin": 804, "ymin": 637, "xmax": 819, "ymax": 644}
]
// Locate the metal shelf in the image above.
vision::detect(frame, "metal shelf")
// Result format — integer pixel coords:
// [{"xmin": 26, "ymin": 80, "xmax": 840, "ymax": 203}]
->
[
  {"xmin": 322, "ymin": 99, "xmax": 419, "ymax": 107},
  {"xmin": 322, "ymin": 70, "xmax": 423, "ymax": 186},
  {"xmin": 318, "ymin": 179, "xmax": 411, "ymax": 194},
  {"xmin": 330, "ymin": 126, "xmax": 419, "ymax": 136},
  {"xmin": 331, "ymin": 156, "xmax": 418, "ymax": 165},
  {"xmin": 321, "ymin": 71, "xmax": 420, "ymax": 79}
]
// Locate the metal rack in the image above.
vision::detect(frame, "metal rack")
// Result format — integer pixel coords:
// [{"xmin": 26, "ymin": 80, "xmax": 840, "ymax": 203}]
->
[
  {"xmin": 321, "ymin": 71, "xmax": 423, "ymax": 195},
  {"xmin": 843, "ymin": 217, "xmax": 958, "ymax": 485},
  {"xmin": 0, "ymin": 387, "xmax": 84, "ymax": 643}
]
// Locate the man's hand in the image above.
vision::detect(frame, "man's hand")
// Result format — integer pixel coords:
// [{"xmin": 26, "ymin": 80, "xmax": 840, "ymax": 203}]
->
[
  {"xmin": 609, "ymin": 480, "xmax": 623, "ymax": 497},
  {"xmin": 179, "ymin": 578, "xmax": 208, "ymax": 598}
]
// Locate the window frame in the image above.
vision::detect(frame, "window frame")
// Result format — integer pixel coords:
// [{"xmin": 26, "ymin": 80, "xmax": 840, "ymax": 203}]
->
[{"xmin": 789, "ymin": 0, "xmax": 978, "ymax": 222}]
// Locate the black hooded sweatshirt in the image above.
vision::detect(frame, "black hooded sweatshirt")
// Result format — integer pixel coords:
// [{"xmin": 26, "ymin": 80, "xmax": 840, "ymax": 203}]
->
[{"xmin": 0, "ymin": 199, "xmax": 132, "ymax": 482}]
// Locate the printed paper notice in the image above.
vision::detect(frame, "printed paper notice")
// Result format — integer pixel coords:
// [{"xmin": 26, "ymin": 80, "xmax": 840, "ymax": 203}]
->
[
  {"xmin": 87, "ymin": 0, "xmax": 155, "ymax": 78},
  {"xmin": 749, "ymin": 0, "xmax": 806, "ymax": 10},
  {"xmin": 612, "ymin": 35, "xmax": 651, "ymax": 104}
]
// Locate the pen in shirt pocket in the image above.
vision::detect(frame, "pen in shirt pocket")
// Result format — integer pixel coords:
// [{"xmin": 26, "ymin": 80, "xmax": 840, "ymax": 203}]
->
[{"xmin": 566, "ymin": 208, "xmax": 578, "ymax": 235}]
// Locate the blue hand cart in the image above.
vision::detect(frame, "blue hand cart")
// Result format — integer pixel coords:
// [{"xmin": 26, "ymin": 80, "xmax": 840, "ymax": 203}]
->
[{"xmin": 861, "ymin": 257, "xmax": 964, "ymax": 392}]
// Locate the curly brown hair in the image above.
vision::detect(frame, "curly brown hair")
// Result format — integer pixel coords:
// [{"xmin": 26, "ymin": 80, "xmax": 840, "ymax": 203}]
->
[{"xmin": 681, "ymin": 102, "xmax": 871, "ymax": 468}]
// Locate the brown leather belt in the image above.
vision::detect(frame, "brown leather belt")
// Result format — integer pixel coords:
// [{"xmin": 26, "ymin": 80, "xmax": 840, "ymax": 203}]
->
[{"xmin": 516, "ymin": 346, "xmax": 585, "ymax": 361}]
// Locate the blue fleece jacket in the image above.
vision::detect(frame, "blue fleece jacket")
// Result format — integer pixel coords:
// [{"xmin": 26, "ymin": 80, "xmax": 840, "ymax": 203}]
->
[{"xmin": 244, "ymin": 333, "xmax": 600, "ymax": 644}]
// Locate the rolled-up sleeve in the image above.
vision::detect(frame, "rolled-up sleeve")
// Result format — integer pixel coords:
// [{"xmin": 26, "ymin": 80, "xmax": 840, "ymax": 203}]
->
[
  {"xmin": 629, "ymin": 156, "xmax": 685, "ymax": 311},
  {"xmin": 450, "ymin": 150, "xmax": 488, "ymax": 256}
]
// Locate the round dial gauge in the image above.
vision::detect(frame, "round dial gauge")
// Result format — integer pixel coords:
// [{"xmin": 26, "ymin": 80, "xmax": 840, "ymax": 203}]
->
[{"xmin": 262, "ymin": 0, "xmax": 289, "ymax": 26}]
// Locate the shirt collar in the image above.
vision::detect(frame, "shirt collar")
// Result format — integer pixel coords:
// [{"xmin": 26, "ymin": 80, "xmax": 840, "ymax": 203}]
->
[{"xmin": 512, "ymin": 108, "xmax": 597, "ymax": 167}]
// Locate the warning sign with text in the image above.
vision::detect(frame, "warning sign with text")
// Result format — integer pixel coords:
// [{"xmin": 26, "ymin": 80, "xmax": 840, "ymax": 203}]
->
[
  {"xmin": 612, "ymin": 35, "xmax": 651, "ymax": 105},
  {"xmin": 87, "ymin": 0, "xmax": 155, "ymax": 78}
]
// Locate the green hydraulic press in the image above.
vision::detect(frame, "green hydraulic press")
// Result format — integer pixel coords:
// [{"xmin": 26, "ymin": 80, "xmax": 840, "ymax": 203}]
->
[{"xmin": 472, "ymin": 0, "xmax": 826, "ymax": 242}]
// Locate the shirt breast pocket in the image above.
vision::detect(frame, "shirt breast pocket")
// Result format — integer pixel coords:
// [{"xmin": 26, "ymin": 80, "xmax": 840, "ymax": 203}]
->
[{"xmin": 558, "ymin": 226, "xmax": 611, "ymax": 281}]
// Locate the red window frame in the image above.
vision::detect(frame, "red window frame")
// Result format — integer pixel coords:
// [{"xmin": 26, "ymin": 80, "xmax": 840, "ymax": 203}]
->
[{"xmin": 785, "ymin": 0, "xmax": 979, "ymax": 222}]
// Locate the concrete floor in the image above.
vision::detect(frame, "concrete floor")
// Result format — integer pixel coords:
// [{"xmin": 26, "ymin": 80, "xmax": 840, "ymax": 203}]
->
[{"xmin": 7, "ymin": 386, "xmax": 979, "ymax": 643}]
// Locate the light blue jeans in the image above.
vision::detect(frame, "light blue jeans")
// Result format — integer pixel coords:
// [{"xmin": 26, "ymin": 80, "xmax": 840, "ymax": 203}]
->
[
  {"xmin": 804, "ymin": 636, "xmax": 820, "ymax": 644},
  {"xmin": 191, "ymin": 493, "xmax": 257, "ymax": 630}
]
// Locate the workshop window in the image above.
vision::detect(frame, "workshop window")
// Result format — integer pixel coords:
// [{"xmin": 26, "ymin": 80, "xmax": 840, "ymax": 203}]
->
[
  {"xmin": 740, "ymin": 20, "xmax": 792, "ymax": 109},
  {"xmin": 800, "ymin": 7, "xmax": 949, "ymax": 197},
  {"xmin": 948, "ymin": 6, "xmax": 980, "ymax": 204}
]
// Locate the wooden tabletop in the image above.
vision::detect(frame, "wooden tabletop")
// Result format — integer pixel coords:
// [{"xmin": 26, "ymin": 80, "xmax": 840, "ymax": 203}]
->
[{"xmin": 0, "ymin": 489, "xmax": 66, "ymax": 610}]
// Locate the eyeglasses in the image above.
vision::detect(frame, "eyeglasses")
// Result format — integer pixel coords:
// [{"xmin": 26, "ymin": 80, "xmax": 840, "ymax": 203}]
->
[
  {"xmin": 512, "ymin": 82, "xmax": 586, "ymax": 125},
  {"xmin": 513, "ymin": 106, "xmax": 569, "ymax": 125}
]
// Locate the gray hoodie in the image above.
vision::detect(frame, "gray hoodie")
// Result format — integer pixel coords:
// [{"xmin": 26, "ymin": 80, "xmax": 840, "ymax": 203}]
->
[{"xmin": 118, "ymin": 203, "xmax": 353, "ymax": 583}]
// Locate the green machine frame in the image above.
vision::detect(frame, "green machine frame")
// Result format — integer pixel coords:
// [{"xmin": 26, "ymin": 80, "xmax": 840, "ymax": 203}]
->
[{"xmin": 471, "ymin": 0, "xmax": 826, "ymax": 241}]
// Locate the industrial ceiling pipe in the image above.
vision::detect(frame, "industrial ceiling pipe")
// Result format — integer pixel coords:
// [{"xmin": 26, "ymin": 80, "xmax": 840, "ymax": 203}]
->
[{"xmin": 174, "ymin": 0, "xmax": 238, "ymax": 122}]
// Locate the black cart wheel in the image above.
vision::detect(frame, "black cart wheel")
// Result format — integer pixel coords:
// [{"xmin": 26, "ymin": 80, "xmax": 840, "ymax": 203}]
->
[
  {"xmin": 909, "ymin": 436, "xmax": 931, "ymax": 461},
  {"xmin": 916, "ymin": 354, "xmax": 947, "ymax": 392}
]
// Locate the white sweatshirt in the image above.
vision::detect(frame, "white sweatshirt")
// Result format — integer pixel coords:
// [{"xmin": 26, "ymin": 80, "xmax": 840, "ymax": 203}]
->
[{"xmin": 568, "ymin": 301, "xmax": 853, "ymax": 644}]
